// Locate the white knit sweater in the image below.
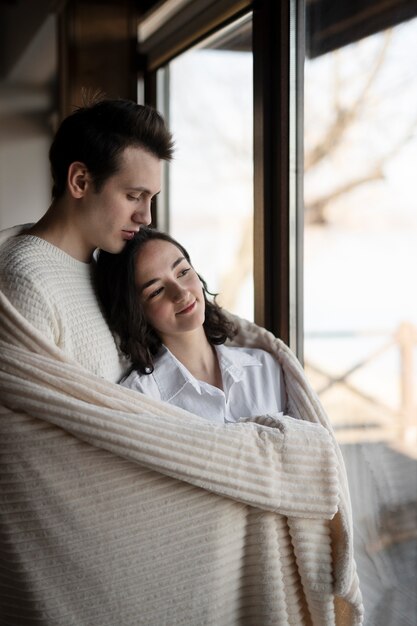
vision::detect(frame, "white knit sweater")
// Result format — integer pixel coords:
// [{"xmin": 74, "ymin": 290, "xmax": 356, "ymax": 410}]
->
[
  {"xmin": 0, "ymin": 230, "xmax": 125, "ymax": 382},
  {"xmin": 0, "ymin": 226, "xmax": 363, "ymax": 625}
]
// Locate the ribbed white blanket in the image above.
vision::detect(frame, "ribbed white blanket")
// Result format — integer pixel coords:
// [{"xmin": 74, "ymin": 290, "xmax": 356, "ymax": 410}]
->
[{"xmin": 0, "ymin": 288, "xmax": 363, "ymax": 624}]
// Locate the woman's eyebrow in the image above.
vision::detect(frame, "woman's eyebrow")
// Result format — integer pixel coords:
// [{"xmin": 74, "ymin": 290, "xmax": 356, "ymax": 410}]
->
[
  {"xmin": 139, "ymin": 256, "xmax": 186, "ymax": 292},
  {"xmin": 139, "ymin": 277, "xmax": 159, "ymax": 292},
  {"xmin": 172, "ymin": 256, "xmax": 185, "ymax": 269}
]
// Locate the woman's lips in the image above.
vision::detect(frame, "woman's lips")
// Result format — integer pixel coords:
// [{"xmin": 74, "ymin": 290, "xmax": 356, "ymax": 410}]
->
[{"xmin": 176, "ymin": 301, "xmax": 196, "ymax": 315}]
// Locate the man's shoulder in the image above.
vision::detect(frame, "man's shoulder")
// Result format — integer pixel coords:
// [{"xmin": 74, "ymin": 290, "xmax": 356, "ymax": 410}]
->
[
  {"xmin": 0, "ymin": 223, "xmax": 33, "ymax": 247},
  {"xmin": 0, "ymin": 237, "xmax": 59, "ymax": 298},
  {"xmin": 0, "ymin": 235, "xmax": 86, "ymax": 309},
  {"xmin": 0, "ymin": 234, "xmax": 46, "ymax": 268},
  {"xmin": 0, "ymin": 235, "xmax": 88, "ymax": 282}
]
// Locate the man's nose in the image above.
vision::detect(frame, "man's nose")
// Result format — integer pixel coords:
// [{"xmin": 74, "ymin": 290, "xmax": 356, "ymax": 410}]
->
[{"xmin": 132, "ymin": 200, "xmax": 152, "ymax": 226}]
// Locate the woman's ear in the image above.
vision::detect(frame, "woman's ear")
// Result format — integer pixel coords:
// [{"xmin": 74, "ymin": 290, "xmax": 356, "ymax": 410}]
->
[{"xmin": 67, "ymin": 161, "xmax": 90, "ymax": 198}]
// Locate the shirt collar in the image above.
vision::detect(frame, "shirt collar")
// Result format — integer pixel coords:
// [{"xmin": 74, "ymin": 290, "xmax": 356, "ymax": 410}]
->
[
  {"xmin": 152, "ymin": 346, "xmax": 203, "ymax": 402},
  {"xmin": 152, "ymin": 344, "xmax": 262, "ymax": 402},
  {"xmin": 215, "ymin": 344, "xmax": 262, "ymax": 384}
]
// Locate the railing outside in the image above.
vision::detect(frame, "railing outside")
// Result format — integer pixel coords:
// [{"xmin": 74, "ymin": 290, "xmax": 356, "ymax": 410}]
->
[{"xmin": 304, "ymin": 322, "xmax": 417, "ymax": 451}]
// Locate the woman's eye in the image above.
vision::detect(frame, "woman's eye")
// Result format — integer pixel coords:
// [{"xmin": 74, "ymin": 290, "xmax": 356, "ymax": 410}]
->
[
  {"xmin": 149, "ymin": 287, "xmax": 163, "ymax": 299},
  {"xmin": 178, "ymin": 268, "xmax": 191, "ymax": 277},
  {"xmin": 128, "ymin": 194, "xmax": 141, "ymax": 201}
]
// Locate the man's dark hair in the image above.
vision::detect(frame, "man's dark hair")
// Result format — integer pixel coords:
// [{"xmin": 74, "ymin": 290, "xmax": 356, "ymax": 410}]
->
[
  {"xmin": 49, "ymin": 99, "xmax": 174, "ymax": 199},
  {"xmin": 95, "ymin": 227, "xmax": 237, "ymax": 374}
]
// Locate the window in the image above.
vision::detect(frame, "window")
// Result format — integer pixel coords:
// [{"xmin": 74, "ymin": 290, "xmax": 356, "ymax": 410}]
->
[
  {"xmin": 157, "ymin": 16, "xmax": 254, "ymax": 319},
  {"xmin": 139, "ymin": 0, "xmax": 295, "ymax": 339},
  {"xmin": 304, "ymin": 6, "xmax": 417, "ymax": 623}
]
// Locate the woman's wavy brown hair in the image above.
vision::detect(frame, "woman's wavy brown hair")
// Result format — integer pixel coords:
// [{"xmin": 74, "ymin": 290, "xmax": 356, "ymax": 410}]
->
[{"xmin": 95, "ymin": 227, "xmax": 237, "ymax": 374}]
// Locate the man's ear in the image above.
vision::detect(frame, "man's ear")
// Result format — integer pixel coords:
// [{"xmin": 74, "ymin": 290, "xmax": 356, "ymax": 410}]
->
[{"xmin": 67, "ymin": 162, "xmax": 91, "ymax": 198}]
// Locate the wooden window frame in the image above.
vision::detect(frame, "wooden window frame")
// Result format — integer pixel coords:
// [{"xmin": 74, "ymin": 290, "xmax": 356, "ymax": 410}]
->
[{"xmin": 138, "ymin": 0, "xmax": 303, "ymax": 354}]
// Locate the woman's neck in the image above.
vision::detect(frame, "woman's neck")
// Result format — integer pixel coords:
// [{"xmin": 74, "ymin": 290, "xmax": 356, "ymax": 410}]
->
[{"xmin": 163, "ymin": 329, "xmax": 223, "ymax": 390}]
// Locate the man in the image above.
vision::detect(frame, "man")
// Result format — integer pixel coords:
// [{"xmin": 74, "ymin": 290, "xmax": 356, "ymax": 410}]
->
[{"xmin": 0, "ymin": 98, "xmax": 174, "ymax": 381}]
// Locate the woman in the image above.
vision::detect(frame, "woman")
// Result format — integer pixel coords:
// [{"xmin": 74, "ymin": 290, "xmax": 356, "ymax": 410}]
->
[{"xmin": 96, "ymin": 227, "xmax": 286, "ymax": 423}]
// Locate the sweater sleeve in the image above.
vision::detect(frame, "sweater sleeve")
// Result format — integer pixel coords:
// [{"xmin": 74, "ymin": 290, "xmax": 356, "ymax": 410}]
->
[{"xmin": 0, "ymin": 266, "xmax": 59, "ymax": 346}]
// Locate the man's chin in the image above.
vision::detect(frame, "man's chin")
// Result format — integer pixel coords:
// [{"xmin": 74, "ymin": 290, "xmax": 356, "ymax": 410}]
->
[{"xmin": 101, "ymin": 240, "xmax": 127, "ymax": 255}]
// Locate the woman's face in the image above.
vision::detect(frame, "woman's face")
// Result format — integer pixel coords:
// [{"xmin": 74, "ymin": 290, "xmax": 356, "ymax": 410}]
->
[{"xmin": 134, "ymin": 238, "xmax": 205, "ymax": 343}]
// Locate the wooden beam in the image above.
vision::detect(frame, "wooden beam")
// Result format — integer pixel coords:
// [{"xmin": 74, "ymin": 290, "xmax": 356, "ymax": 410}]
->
[{"xmin": 58, "ymin": 0, "xmax": 138, "ymax": 119}]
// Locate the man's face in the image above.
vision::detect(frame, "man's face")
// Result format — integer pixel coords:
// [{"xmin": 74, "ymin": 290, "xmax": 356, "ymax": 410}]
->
[{"xmin": 76, "ymin": 146, "xmax": 162, "ymax": 259}]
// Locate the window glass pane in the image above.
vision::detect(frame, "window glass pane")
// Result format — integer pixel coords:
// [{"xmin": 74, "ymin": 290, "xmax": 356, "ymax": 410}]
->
[
  {"xmin": 304, "ymin": 8, "xmax": 417, "ymax": 624},
  {"xmin": 157, "ymin": 15, "xmax": 254, "ymax": 320}
]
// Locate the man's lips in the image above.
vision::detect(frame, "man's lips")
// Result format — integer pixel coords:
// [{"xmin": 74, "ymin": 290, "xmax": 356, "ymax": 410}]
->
[
  {"xmin": 122, "ymin": 229, "xmax": 139, "ymax": 240},
  {"xmin": 176, "ymin": 300, "xmax": 196, "ymax": 315}
]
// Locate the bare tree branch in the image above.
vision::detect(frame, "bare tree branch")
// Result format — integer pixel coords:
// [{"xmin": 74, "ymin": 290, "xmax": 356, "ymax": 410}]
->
[
  {"xmin": 306, "ymin": 110, "xmax": 417, "ymax": 225},
  {"xmin": 305, "ymin": 31, "xmax": 392, "ymax": 171},
  {"xmin": 306, "ymin": 168, "xmax": 385, "ymax": 225}
]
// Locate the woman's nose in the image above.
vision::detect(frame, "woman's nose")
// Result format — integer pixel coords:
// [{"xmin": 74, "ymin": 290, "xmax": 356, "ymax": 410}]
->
[{"xmin": 170, "ymin": 284, "xmax": 187, "ymax": 302}]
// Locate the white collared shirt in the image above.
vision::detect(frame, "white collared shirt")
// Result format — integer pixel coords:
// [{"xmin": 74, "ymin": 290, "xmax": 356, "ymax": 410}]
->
[{"xmin": 121, "ymin": 344, "xmax": 286, "ymax": 423}]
